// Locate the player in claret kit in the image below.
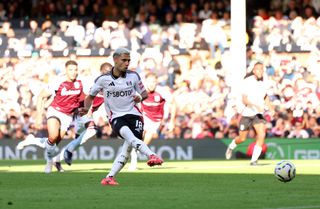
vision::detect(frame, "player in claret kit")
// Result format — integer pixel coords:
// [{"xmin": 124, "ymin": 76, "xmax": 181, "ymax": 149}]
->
[
  {"xmin": 62, "ymin": 62, "xmax": 113, "ymax": 166},
  {"xmin": 37, "ymin": 60, "xmax": 83, "ymax": 173},
  {"xmin": 17, "ymin": 62, "xmax": 113, "ymax": 171},
  {"xmin": 82, "ymin": 48, "xmax": 163, "ymax": 186},
  {"xmin": 129, "ymin": 72, "xmax": 166, "ymax": 171}
]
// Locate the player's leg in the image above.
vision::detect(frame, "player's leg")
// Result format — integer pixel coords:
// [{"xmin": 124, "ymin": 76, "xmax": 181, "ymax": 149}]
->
[
  {"xmin": 67, "ymin": 125, "xmax": 96, "ymax": 150},
  {"xmin": 119, "ymin": 126, "xmax": 153, "ymax": 156},
  {"xmin": 119, "ymin": 126, "xmax": 163, "ymax": 166},
  {"xmin": 64, "ymin": 118, "xmax": 96, "ymax": 165},
  {"xmin": 251, "ymin": 117, "xmax": 266, "ymax": 165},
  {"xmin": 113, "ymin": 115, "xmax": 163, "ymax": 167},
  {"xmin": 129, "ymin": 149, "xmax": 138, "ymax": 171},
  {"xmin": 225, "ymin": 130, "xmax": 249, "ymax": 159},
  {"xmin": 52, "ymin": 146, "xmax": 66, "ymax": 163},
  {"xmin": 128, "ymin": 130, "xmax": 147, "ymax": 171},
  {"xmin": 16, "ymin": 134, "xmax": 47, "ymax": 150},
  {"xmin": 143, "ymin": 117, "xmax": 161, "ymax": 145},
  {"xmin": 44, "ymin": 117, "xmax": 61, "ymax": 173},
  {"xmin": 128, "ymin": 118, "xmax": 147, "ymax": 171},
  {"xmin": 101, "ymin": 140, "xmax": 132, "ymax": 185},
  {"xmin": 226, "ymin": 116, "xmax": 251, "ymax": 160},
  {"xmin": 128, "ymin": 129, "xmax": 154, "ymax": 171},
  {"xmin": 129, "ymin": 119, "xmax": 152, "ymax": 171},
  {"xmin": 44, "ymin": 108, "xmax": 72, "ymax": 173},
  {"xmin": 15, "ymin": 132, "xmax": 65, "ymax": 172},
  {"xmin": 50, "ymin": 128, "xmax": 68, "ymax": 172},
  {"xmin": 51, "ymin": 146, "xmax": 66, "ymax": 172}
]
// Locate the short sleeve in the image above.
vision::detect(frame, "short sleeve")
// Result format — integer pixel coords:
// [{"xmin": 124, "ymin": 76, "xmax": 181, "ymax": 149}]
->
[
  {"xmin": 89, "ymin": 76, "xmax": 104, "ymax": 96},
  {"xmin": 134, "ymin": 73, "xmax": 146, "ymax": 94}
]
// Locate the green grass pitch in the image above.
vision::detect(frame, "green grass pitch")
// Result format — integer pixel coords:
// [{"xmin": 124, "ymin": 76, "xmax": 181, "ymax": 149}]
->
[{"xmin": 0, "ymin": 160, "xmax": 319, "ymax": 209}]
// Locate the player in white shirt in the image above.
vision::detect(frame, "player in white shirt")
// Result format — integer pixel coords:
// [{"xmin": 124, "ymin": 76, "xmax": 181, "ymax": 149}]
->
[
  {"xmin": 82, "ymin": 48, "xmax": 163, "ymax": 186},
  {"xmin": 225, "ymin": 62, "xmax": 274, "ymax": 165}
]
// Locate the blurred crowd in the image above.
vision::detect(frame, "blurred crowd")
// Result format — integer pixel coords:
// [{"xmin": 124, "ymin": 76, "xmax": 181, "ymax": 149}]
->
[{"xmin": 1, "ymin": 0, "xmax": 320, "ymax": 140}]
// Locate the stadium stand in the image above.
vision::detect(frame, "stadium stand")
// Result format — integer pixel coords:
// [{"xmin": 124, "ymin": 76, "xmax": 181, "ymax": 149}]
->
[{"xmin": 0, "ymin": 0, "xmax": 320, "ymax": 140}]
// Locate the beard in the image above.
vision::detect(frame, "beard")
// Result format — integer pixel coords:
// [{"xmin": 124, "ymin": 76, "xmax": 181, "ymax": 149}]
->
[{"xmin": 255, "ymin": 75, "xmax": 263, "ymax": 81}]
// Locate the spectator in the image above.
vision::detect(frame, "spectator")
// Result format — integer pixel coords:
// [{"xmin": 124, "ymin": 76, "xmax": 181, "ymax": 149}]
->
[
  {"xmin": 26, "ymin": 20, "xmax": 42, "ymax": 47},
  {"xmin": 121, "ymin": 7, "xmax": 135, "ymax": 29},
  {"xmin": 185, "ymin": 3, "xmax": 198, "ymax": 23},
  {"xmin": 288, "ymin": 119, "xmax": 310, "ymax": 138},
  {"xmin": 80, "ymin": 21, "xmax": 96, "ymax": 49},
  {"xmin": 65, "ymin": 19, "xmax": 85, "ymax": 46},
  {"xmin": 284, "ymin": 0, "xmax": 301, "ymax": 18},
  {"xmin": 0, "ymin": 3, "xmax": 7, "ymax": 21},
  {"xmin": 1, "ymin": 0, "xmax": 320, "ymax": 141},
  {"xmin": 201, "ymin": 12, "xmax": 227, "ymax": 58},
  {"xmin": 91, "ymin": 3, "xmax": 104, "ymax": 27},
  {"xmin": 0, "ymin": 21, "xmax": 15, "ymax": 37},
  {"xmin": 198, "ymin": 2, "xmax": 212, "ymax": 21}
]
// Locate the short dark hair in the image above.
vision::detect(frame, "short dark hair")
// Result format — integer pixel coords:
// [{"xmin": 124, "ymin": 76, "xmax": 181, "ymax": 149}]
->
[
  {"xmin": 254, "ymin": 62, "xmax": 263, "ymax": 67},
  {"xmin": 65, "ymin": 60, "xmax": 78, "ymax": 67},
  {"xmin": 100, "ymin": 62, "xmax": 113, "ymax": 72}
]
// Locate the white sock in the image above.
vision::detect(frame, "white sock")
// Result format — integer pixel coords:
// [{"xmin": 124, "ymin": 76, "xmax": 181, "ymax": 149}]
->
[
  {"xmin": 228, "ymin": 139, "xmax": 237, "ymax": 150},
  {"xmin": 67, "ymin": 127, "xmax": 96, "ymax": 152},
  {"xmin": 130, "ymin": 149, "xmax": 138, "ymax": 168},
  {"xmin": 119, "ymin": 126, "xmax": 154, "ymax": 157},
  {"xmin": 45, "ymin": 140, "xmax": 57, "ymax": 162},
  {"xmin": 251, "ymin": 145, "xmax": 262, "ymax": 162},
  {"xmin": 107, "ymin": 141, "xmax": 131, "ymax": 177},
  {"xmin": 52, "ymin": 147, "xmax": 66, "ymax": 163}
]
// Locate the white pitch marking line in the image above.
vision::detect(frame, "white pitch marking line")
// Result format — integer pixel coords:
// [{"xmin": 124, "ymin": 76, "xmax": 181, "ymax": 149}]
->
[{"xmin": 264, "ymin": 205, "xmax": 320, "ymax": 209}]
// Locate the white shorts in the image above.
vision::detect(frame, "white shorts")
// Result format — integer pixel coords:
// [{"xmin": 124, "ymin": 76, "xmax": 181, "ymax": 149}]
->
[
  {"xmin": 73, "ymin": 115, "xmax": 94, "ymax": 135},
  {"xmin": 143, "ymin": 116, "xmax": 161, "ymax": 134},
  {"xmin": 46, "ymin": 106, "xmax": 73, "ymax": 132}
]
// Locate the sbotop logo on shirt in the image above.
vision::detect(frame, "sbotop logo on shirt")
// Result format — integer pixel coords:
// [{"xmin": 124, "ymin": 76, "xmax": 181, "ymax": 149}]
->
[{"xmin": 106, "ymin": 89, "xmax": 133, "ymax": 97}]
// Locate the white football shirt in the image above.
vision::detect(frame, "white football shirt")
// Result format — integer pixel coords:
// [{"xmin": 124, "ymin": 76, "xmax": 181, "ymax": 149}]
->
[
  {"xmin": 241, "ymin": 75, "xmax": 270, "ymax": 117},
  {"xmin": 89, "ymin": 69, "xmax": 146, "ymax": 121}
]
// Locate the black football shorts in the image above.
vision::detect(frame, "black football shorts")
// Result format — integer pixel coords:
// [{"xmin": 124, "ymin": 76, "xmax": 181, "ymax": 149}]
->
[{"xmin": 111, "ymin": 114, "xmax": 144, "ymax": 140}]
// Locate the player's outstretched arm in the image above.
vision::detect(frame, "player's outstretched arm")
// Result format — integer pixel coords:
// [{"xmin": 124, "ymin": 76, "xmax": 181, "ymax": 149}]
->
[{"xmin": 80, "ymin": 95, "xmax": 95, "ymax": 116}]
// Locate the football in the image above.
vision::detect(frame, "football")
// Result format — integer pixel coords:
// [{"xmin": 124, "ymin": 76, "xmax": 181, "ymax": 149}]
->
[{"xmin": 274, "ymin": 160, "xmax": 296, "ymax": 182}]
